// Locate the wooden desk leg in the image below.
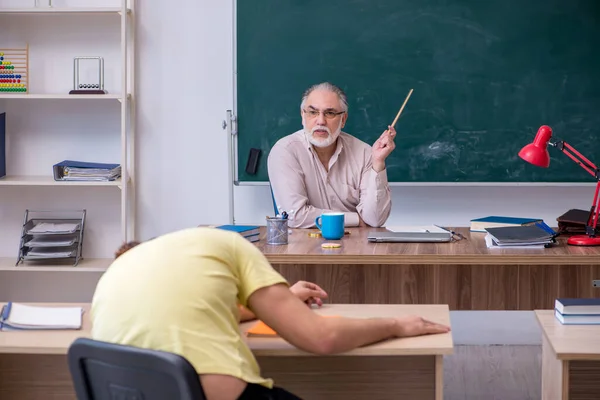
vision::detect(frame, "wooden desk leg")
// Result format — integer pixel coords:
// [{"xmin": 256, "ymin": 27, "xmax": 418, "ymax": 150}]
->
[
  {"xmin": 257, "ymin": 355, "xmax": 438, "ymax": 400},
  {"xmin": 436, "ymin": 355, "xmax": 443, "ymax": 400},
  {"xmin": 0, "ymin": 354, "xmax": 76, "ymax": 400},
  {"xmin": 542, "ymin": 335, "xmax": 568, "ymax": 399}
]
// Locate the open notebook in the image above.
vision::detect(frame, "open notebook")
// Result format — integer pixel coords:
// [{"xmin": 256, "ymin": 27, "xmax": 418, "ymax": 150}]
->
[
  {"xmin": 247, "ymin": 315, "xmax": 340, "ymax": 337},
  {"xmin": 0, "ymin": 302, "xmax": 83, "ymax": 330}
]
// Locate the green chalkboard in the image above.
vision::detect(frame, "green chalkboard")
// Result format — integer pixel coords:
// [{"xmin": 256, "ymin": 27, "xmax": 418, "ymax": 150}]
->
[{"xmin": 236, "ymin": 0, "xmax": 600, "ymax": 183}]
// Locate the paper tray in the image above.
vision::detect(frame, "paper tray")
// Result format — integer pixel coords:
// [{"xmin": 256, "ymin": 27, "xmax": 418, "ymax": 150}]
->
[{"xmin": 23, "ymin": 219, "xmax": 81, "ymax": 235}]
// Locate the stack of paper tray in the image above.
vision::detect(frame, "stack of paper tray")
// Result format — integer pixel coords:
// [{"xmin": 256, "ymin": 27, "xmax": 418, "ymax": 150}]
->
[{"xmin": 16, "ymin": 209, "xmax": 86, "ymax": 266}]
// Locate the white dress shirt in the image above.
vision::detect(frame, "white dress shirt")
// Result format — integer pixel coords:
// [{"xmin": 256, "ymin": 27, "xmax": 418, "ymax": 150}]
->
[{"xmin": 267, "ymin": 130, "xmax": 392, "ymax": 228}]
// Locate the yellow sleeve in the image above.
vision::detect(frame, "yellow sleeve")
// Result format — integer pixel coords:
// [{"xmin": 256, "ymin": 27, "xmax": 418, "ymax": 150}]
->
[{"xmin": 232, "ymin": 233, "xmax": 289, "ymax": 307}]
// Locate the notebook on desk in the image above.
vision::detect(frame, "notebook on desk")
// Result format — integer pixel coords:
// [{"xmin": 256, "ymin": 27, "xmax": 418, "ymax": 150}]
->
[
  {"xmin": 0, "ymin": 302, "xmax": 83, "ymax": 331},
  {"xmin": 368, "ymin": 226, "xmax": 453, "ymax": 243}
]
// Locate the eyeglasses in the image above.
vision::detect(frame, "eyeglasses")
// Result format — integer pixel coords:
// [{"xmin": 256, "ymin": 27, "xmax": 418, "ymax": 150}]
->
[{"xmin": 303, "ymin": 109, "xmax": 345, "ymax": 120}]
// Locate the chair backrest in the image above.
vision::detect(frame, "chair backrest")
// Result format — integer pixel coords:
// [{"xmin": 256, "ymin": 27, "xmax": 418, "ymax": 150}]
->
[{"xmin": 67, "ymin": 337, "xmax": 206, "ymax": 400}]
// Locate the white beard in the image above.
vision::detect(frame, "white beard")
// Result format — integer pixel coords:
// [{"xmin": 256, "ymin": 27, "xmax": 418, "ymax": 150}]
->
[{"xmin": 304, "ymin": 118, "xmax": 343, "ymax": 148}]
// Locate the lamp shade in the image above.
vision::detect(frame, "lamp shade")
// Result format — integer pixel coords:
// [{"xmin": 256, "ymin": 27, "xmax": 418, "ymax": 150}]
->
[{"xmin": 518, "ymin": 125, "xmax": 552, "ymax": 168}]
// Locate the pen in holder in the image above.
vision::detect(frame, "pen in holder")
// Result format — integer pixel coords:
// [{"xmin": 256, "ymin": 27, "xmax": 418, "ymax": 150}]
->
[{"xmin": 266, "ymin": 216, "xmax": 288, "ymax": 245}]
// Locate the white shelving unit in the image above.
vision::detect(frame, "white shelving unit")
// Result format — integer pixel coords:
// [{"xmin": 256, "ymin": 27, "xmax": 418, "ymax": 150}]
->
[
  {"xmin": 0, "ymin": 1, "xmax": 135, "ymax": 272},
  {"xmin": 0, "ymin": 257, "xmax": 110, "ymax": 272},
  {"xmin": 1, "ymin": 7, "xmax": 125, "ymax": 14}
]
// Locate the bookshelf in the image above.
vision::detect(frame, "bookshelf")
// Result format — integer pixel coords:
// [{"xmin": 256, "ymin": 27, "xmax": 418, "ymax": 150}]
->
[
  {"xmin": 0, "ymin": 0, "xmax": 135, "ymax": 271},
  {"xmin": 0, "ymin": 175, "xmax": 123, "ymax": 186},
  {"xmin": 0, "ymin": 7, "xmax": 128, "ymax": 14}
]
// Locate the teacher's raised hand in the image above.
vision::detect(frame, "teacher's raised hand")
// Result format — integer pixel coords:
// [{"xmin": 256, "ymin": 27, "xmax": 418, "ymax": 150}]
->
[{"xmin": 372, "ymin": 125, "xmax": 396, "ymax": 173}]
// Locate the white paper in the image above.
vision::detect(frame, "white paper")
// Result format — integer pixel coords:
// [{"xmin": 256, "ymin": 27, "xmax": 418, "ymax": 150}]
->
[{"xmin": 27, "ymin": 222, "xmax": 79, "ymax": 234}]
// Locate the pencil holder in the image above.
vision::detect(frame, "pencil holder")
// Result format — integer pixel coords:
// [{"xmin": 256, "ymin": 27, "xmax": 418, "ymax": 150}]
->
[{"xmin": 266, "ymin": 217, "xmax": 288, "ymax": 245}]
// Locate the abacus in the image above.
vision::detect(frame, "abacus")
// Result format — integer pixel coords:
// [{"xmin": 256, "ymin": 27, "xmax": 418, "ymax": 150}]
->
[
  {"xmin": 69, "ymin": 56, "xmax": 107, "ymax": 95},
  {"xmin": 0, "ymin": 45, "xmax": 29, "ymax": 93}
]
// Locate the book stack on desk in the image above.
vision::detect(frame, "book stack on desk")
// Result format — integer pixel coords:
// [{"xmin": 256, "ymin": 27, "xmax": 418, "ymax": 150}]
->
[
  {"xmin": 216, "ymin": 225, "xmax": 260, "ymax": 243},
  {"xmin": 554, "ymin": 298, "xmax": 600, "ymax": 325},
  {"xmin": 484, "ymin": 223, "xmax": 556, "ymax": 248}
]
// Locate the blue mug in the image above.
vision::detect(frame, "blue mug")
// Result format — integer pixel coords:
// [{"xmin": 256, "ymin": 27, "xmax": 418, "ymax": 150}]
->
[{"xmin": 315, "ymin": 212, "xmax": 345, "ymax": 240}]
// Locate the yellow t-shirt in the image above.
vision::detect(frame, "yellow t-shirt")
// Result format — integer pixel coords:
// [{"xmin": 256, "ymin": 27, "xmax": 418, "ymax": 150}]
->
[{"xmin": 91, "ymin": 227, "xmax": 288, "ymax": 388}]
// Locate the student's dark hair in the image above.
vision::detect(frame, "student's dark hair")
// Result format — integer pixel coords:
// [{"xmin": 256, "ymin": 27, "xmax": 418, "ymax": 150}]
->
[{"xmin": 115, "ymin": 241, "xmax": 142, "ymax": 259}]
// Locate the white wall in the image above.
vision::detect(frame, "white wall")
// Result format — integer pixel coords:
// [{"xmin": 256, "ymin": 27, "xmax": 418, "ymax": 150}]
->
[
  {"xmin": 135, "ymin": 0, "xmax": 232, "ymax": 238},
  {"xmin": 234, "ymin": 184, "xmax": 594, "ymax": 227},
  {"xmin": 0, "ymin": 0, "xmax": 596, "ymax": 305}
]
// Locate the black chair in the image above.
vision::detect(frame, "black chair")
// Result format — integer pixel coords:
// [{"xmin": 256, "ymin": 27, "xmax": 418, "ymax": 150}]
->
[{"xmin": 67, "ymin": 337, "xmax": 206, "ymax": 400}]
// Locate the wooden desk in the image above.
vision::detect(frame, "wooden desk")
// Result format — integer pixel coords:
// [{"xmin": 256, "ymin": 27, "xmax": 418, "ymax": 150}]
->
[
  {"xmin": 536, "ymin": 310, "xmax": 600, "ymax": 399},
  {"xmin": 242, "ymin": 304, "xmax": 452, "ymax": 400},
  {"xmin": 0, "ymin": 303, "xmax": 91, "ymax": 400},
  {"xmin": 0, "ymin": 303, "xmax": 452, "ymax": 400},
  {"xmin": 256, "ymin": 227, "xmax": 600, "ymax": 310}
]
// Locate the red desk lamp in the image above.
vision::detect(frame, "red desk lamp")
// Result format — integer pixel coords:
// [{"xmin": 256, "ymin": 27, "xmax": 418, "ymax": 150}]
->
[{"xmin": 519, "ymin": 125, "xmax": 600, "ymax": 246}]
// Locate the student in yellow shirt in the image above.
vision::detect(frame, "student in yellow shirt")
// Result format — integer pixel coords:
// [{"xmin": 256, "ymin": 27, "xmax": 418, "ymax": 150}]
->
[{"xmin": 91, "ymin": 227, "xmax": 449, "ymax": 400}]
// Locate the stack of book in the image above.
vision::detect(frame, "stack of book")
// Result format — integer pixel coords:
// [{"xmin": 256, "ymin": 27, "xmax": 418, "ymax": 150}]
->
[
  {"xmin": 554, "ymin": 298, "xmax": 600, "ymax": 324},
  {"xmin": 216, "ymin": 225, "xmax": 260, "ymax": 243},
  {"xmin": 484, "ymin": 222, "xmax": 556, "ymax": 249}
]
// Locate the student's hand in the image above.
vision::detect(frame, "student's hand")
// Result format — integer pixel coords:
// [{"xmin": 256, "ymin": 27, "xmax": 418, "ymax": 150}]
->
[
  {"xmin": 394, "ymin": 315, "xmax": 450, "ymax": 337},
  {"xmin": 289, "ymin": 281, "xmax": 328, "ymax": 307},
  {"xmin": 372, "ymin": 125, "xmax": 396, "ymax": 172}
]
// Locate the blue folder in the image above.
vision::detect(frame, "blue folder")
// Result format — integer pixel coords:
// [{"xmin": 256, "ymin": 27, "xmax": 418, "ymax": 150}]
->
[{"xmin": 53, "ymin": 160, "xmax": 120, "ymax": 181}]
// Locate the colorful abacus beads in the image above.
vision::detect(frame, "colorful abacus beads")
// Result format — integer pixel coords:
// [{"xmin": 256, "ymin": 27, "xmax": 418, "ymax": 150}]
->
[
  {"xmin": 0, "ymin": 51, "xmax": 27, "ymax": 91},
  {"xmin": 0, "ymin": 83, "xmax": 27, "ymax": 92},
  {"xmin": 0, "ymin": 74, "xmax": 22, "ymax": 80}
]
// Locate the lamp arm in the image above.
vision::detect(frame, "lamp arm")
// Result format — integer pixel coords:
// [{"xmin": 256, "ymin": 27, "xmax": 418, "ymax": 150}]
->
[
  {"xmin": 551, "ymin": 140, "xmax": 600, "ymax": 234},
  {"xmin": 587, "ymin": 180, "xmax": 600, "ymax": 235},
  {"xmin": 551, "ymin": 140, "xmax": 600, "ymax": 180}
]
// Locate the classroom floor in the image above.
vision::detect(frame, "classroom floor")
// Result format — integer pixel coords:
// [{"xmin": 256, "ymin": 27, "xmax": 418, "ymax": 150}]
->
[{"xmin": 444, "ymin": 345, "xmax": 541, "ymax": 400}]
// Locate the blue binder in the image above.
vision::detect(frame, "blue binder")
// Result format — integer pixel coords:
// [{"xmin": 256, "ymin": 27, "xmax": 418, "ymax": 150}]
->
[{"xmin": 53, "ymin": 160, "xmax": 120, "ymax": 181}]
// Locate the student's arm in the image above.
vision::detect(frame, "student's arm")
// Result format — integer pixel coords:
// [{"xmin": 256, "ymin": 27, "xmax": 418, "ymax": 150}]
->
[
  {"xmin": 238, "ymin": 305, "xmax": 256, "ymax": 322},
  {"xmin": 232, "ymin": 230, "xmax": 447, "ymax": 355},
  {"xmin": 248, "ymin": 284, "xmax": 449, "ymax": 355},
  {"xmin": 238, "ymin": 281, "xmax": 328, "ymax": 322},
  {"xmin": 268, "ymin": 142, "xmax": 359, "ymax": 228}
]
